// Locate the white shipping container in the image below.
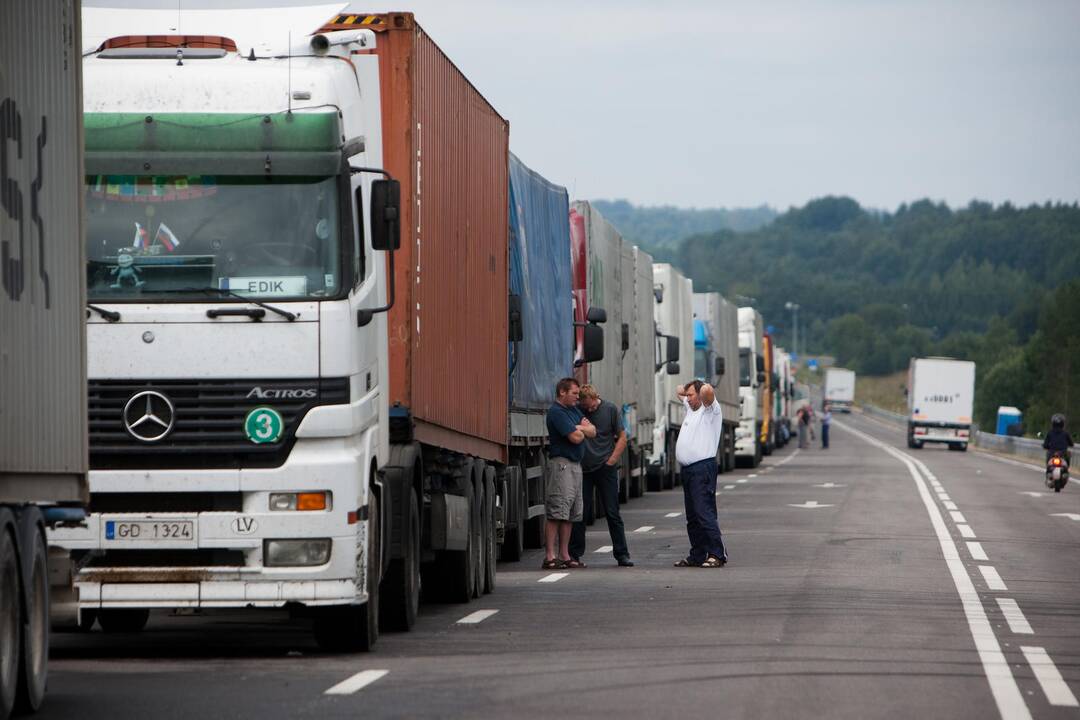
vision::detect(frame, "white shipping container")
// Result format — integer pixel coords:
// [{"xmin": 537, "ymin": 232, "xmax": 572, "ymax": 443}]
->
[
  {"xmin": 908, "ymin": 358, "xmax": 976, "ymax": 426},
  {"xmin": 653, "ymin": 264, "xmax": 694, "ymax": 430},
  {"xmin": 0, "ymin": 0, "xmax": 89, "ymax": 504},
  {"xmin": 691, "ymin": 292, "xmax": 740, "ymax": 423},
  {"xmin": 825, "ymin": 368, "xmax": 856, "ymax": 408},
  {"xmin": 633, "ymin": 246, "xmax": 656, "ymax": 425}
]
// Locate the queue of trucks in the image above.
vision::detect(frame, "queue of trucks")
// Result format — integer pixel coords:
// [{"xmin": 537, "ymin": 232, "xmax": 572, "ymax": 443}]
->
[{"xmin": 0, "ymin": 6, "xmax": 806, "ymax": 713}]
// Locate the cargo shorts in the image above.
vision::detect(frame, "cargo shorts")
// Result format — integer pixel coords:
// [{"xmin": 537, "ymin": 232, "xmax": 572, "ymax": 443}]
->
[{"xmin": 545, "ymin": 457, "xmax": 583, "ymax": 522}]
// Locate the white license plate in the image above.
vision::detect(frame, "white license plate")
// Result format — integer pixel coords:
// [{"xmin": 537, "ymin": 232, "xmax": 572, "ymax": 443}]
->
[{"xmin": 104, "ymin": 519, "xmax": 195, "ymax": 543}]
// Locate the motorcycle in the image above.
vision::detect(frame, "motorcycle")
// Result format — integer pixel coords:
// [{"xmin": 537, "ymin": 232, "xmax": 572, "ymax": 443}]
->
[{"xmin": 1045, "ymin": 452, "xmax": 1070, "ymax": 492}]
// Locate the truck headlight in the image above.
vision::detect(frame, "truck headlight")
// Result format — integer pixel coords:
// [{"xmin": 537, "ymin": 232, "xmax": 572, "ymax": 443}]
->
[
  {"xmin": 264, "ymin": 539, "xmax": 332, "ymax": 566},
  {"xmin": 269, "ymin": 492, "xmax": 330, "ymax": 511}
]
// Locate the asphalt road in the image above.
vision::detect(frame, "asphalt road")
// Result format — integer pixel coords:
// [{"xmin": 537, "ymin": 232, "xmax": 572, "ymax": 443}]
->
[{"xmin": 41, "ymin": 412, "xmax": 1080, "ymax": 719}]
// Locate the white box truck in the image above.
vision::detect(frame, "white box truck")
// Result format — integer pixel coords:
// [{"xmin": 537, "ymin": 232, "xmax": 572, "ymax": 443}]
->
[
  {"xmin": 648, "ymin": 264, "xmax": 693, "ymax": 490},
  {"xmin": 907, "ymin": 358, "xmax": 976, "ymax": 451},
  {"xmin": 824, "ymin": 368, "xmax": 855, "ymax": 413},
  {"xmin": 735, "ymin": 308, "xmax": 765, "ymax": 467},
  {"xmin": 1, "ymin": 0, "xmax": 89, "ymax": 714}
]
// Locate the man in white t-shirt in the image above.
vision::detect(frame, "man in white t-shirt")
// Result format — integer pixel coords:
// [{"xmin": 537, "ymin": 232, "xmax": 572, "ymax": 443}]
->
[{"xmin": 673, "ymin": 380, "xmax": 728, "ymax": 568}]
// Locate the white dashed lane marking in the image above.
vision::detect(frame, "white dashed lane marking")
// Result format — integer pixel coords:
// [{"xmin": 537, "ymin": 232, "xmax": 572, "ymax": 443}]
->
[
  {"xmin": 995, "ymin": 599, "xmax": 1032, "ymax": 634},
  {"xmin": 979, "ymin": 566, "xmax": 1008, "ymax": 591},
  {"xmin": 325, "ymin": 670, "xmax": 389, "ymax": 696},
  {"xmin": 943, "ymin": 500, "xmax": 959, "ymax": 511},
  {"xmin": 967, "ymin": 541, "xmax": 989, "ymax": 561},
  {"xmin": 723, "ymin": 485, "xmax": 736, "ymax": 490},
  {"xmin": 538, "ymin": 573, "xmax": 568, "ymax": 583},
  {"xmin": 457, "ymin": 609, "xmax": 499, "ymax": 624},
  {"xmin": 957, "ymin": 524, "xmax": 976, "ymax": 539},
  {"xmin": 950, "ymin": 511, "xmax": 967, "ymax": 523},
  {"xmin": 665, "ymin": 512, "xmax": 681, "ymax": 518},
  {"xmin": 633, "ymin": 526, "xmax": 655, "ymax": 533},
  {"xmin": 1021, "ymin": 647, "xmax": 1079, "ymax": 707},
  {"xmin": 593, "ymin": 545, "xmax": 613, "ymax": 554}
]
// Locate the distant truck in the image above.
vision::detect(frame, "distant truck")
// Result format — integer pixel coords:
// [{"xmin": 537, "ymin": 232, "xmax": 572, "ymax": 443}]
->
[
  {"xmin": 692, "ymin": 292, "xmax": 741, "ymax": 471},
  {"xmin": 907, "ymin": 358, "xmax": 976, "ymax": 451},
  {"xmin": 824, "ymin": 368, "xmax": 856, "ymax": 413},
  {"xmin": 1, "ymin": 1, "xmax": 89, "ymax": 714},
  {"xmin": 649, "ymin": 264, "xmax": 692, "ymax": 489},
  {"xmin": 735, "ymin": 308, "xmax": 766, "ymax": 467}
]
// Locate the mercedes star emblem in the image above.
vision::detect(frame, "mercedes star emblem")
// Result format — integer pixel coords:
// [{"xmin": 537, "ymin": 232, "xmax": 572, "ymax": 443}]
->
[{"xmin": 123, "ymin": 390, "xmax": 176, "ymax": 442}]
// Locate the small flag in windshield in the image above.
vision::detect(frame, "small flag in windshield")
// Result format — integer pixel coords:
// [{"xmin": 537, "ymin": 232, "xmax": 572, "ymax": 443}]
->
[
  {"xmin": 156, "ymin": 222, "xmax": 181, "ymax": 252},
  {"xmin": 133, "ymin": 222, "xmax": 148, "ymax": 249}
]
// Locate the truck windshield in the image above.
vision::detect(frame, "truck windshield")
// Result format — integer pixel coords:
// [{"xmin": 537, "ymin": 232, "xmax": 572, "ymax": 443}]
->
[
  {"xmin": 739, "ymin": 349, "xmax": 752, "ymax": 386},
  {"xmin": 85, "ymin": 175, "xmax": 341, "ymax": 301},
  {"xmin": 694, "ymin": 348, "xmax": 709, "ymax": 380}
]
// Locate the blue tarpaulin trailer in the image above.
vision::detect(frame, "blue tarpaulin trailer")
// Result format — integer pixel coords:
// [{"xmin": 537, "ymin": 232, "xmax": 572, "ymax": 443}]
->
[{"xmin": 508, "ymin": 154, "xmax": 573, "ymax": 415}]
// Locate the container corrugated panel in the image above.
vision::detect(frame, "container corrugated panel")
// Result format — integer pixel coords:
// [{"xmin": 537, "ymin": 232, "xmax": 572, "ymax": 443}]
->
[
  {"xmin": 374, "ymin": 14, "xmax": 510, "ymax": 462},
  {"xmin": 572, "ymin": 201, "xmax": 623, "ymax": 405},
  {"xmin": 619, "ymin": 241, "xmax": 636, "ymax": 408},
  {"xmin": 508, "ymin": 153, "xmax": 572, "ymax": 411},
  {"xmin": 633, "ymin": 247, "xmax": 655, "ymax": 423},
  {"xmin": 569, "ymin": 205, "xmax": 588, "ymax": 384},
  {"xmin": 0, "ymin": 0, "xmax": 89, "ymax": 503}
]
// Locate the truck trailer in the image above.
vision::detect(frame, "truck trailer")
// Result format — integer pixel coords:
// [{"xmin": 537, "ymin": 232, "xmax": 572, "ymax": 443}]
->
[
  {"xmin": 1, "ymin": 0, "xmax": 89, "ymax": 714},
  {"xmin": 53, "ymin": 6, "xmax": 605, "ymax": 652},
  {"xmin": 907, "ymin": 358, "xmax": 976, "ymax": 451},
  {"xmin": 824, "ymin": 368, "xmax": 856, "ymax": 413},
  {"xmin": 691, "ymin": 292, "xmax": 740, "ymax": 472}
]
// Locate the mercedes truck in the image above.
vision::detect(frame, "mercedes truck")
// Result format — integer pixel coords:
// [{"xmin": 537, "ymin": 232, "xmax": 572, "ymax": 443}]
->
[{"xmin": 735, "ymin": 307, "xmax": 766, "ymax": 467}]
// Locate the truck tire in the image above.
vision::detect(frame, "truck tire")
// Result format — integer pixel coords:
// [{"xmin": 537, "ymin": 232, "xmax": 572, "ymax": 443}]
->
[
  {"xmin": 98, "ymin": 608, "xmax": 150, "ymax": 634},
  {"xmin": 471, "ymin": 463, "xmax": 485, "ymax": 600},
  {"xmin": 15, "ymin": 515, "xmax": 48, "ymax": 714},
  {"xmin": 380, "ymin": 486, "xmax": 420, "ymax": 632},
  {"xmin": 949, "ymin": 443, "xmax": 968, "ymax": 452},
  {"xmin": 752, "ymin": 440, "xmax": 762, "ymax": 468},
  {"xmin": 501, "ymin": 467, "xmax": 525, "ymax": 562},
  {"xmin": 0, "ymin": 512, "xmax": 21, "ymax": 720},
  {"xmin": 314, "ymin": 493, "xmax": 380, "ymax": 651},
  {"xmin": 646, "ymin": 464, "xmax": 663, "ymax": 493},
  {"xmin": 483, "ymin": 466, "xmax": 497, "ymax": 595},
  {"xmin": 442, "ymin": 477, "xmax": 475, "ymax": 604}
]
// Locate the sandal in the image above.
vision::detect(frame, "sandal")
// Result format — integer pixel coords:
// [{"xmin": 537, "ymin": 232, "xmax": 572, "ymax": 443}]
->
[
  {"xmin": 541, "ymin": 558, "xmax": 564, "ymax": 570},
  {"xmin": 673, "ymin": 558, "xmax": 700, "ymax": 567},
  {"xmin": 700, "ymin": 554, "xmax": 726, "ymax": 568},
  {"xmin": 564, "ymin": 558, "xmax": 587, "ymax": 569}
]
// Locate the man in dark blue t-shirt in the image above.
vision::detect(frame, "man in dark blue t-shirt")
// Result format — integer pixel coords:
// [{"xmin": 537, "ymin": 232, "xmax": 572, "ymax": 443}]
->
[{"xmin": 544, "ymin": 377, "xmax": 594, "ymax": 569}]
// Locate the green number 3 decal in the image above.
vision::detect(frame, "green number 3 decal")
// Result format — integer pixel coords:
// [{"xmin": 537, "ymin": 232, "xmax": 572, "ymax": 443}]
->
[{"xmin": 245, "ymin": 407, "xmax": 284, "ymax": 444}]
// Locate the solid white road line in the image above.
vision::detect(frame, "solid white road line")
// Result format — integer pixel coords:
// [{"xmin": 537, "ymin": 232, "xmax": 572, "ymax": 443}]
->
[
  {"xmin": 593, "ymin": 545, "xmax": 613, "ymax": 554},
  {"xmin": 325, "ymin": 669, "xmax": 389, "ymax": 696},
  {"xmin": 995, "ymin": 599, "xmax": 1033, "ymax": 634},
  {"xmin": 457, "ymin": 609, "xmax": 500, "ymax": 625},
  {"xmin": 634, "ymin": 526, "xmax": 654, "ymax": 533},
  {"xmin": 1020, "ymin": 646, "xmax": 1080, "ymax": 707},
  {"xmin": 665, "ymin": 512, "xmax": 682, "ymax": 518},
  {"xmin": 957, "ymin": 524, "xmax": 977, "ymax": 539},
  {"xmin": 979, "ymin": 566, "xmax": 1008, "ymax": 591},
  {"xmin": 538, "ymin": 572, "xmax": 568, "ymax": 583},
  {"xmin": 951, "ymin": 511, "xmax": 968, "ymax": 523},
  {"xmin": 967, "ymin": 541, "xmax": 989, "ymax": 561},
  {"xmin": 835, "ymin": 420, "xmax": 1032, "ymax": 720},
  {"xmin": 944, "ymin": 500, "xmax": 959, "ymax": 511}
]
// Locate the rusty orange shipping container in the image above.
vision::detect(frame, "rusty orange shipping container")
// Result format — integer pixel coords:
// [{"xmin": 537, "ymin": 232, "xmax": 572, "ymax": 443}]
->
[{"xmin": 363, "ymin": 13, "xmax": 510, "ymax": 463}]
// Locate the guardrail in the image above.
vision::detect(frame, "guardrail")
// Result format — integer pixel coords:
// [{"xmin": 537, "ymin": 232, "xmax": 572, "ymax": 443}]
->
[{"xmin": 859, "ymin": 404, "xmax": 1044, "ymax": 464}]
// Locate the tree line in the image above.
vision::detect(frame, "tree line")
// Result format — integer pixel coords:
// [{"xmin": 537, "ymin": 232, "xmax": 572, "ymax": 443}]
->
[{"xmin": 647, "ymin": 195, "xmax": 1080, "ymax": 433}]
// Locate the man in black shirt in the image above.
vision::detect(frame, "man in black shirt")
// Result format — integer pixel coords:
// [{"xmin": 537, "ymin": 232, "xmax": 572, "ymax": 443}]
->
[{"xmin": 569, "ymin": 384, "xmax": 633, "ymax": 567}]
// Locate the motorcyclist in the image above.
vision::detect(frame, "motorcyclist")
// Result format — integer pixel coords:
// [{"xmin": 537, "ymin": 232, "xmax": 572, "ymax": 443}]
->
[{"xmin": 1042, "ymin": 414, "xmax": 1073, "ymax": 464}]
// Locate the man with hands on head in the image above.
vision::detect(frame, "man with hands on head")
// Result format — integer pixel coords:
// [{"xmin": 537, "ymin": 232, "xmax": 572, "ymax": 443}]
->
[
  {"xmin": 544, "ymin": 378, "xmax": 596, "ymax": 570},
  {"xmin": 673, "ymin": 380, "xmax": 729, "ymax": 568},
  {"xmin": 569, "ymin": 384, "xmax": 634, "ymax": 567}
]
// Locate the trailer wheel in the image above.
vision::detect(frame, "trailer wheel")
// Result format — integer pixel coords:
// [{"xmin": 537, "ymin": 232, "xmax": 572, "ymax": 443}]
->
[
  {"xmin": 314, "ymin": 493, "xmax": 379, "ymax": 651},
  {"xmin": 483, "ymin": 466, "xmax": 497, "ymax": 595},
  {"xmin": 501, "ymin": 467, "xmax": 525, "ymax": 562},
  {"xmin": 98, "ymin": 608, "xmax": 150, "ymax": 634},
  {"xmin": 0, "ymin": 512, "xmax": 21, "ymax": 720},
  {"xmin": 471, "ymin": 463, "xmax": 485, "ymax": 600},
  {"xmin": 381, "ymin": 486, "xmax": 420, "ymax": 632},
  {"xmin": 15, "ymin": 517, "xmax": 48, "ymax": 713},
  {"xmin": 443, "ymin": 477, "xmax": 475, "ymax": 604}
]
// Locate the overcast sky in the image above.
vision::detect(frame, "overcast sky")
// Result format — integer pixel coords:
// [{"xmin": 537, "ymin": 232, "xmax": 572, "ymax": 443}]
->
[{"xmin": 87, "ymin": 1, "xmax": 1080, "ymax": 211}]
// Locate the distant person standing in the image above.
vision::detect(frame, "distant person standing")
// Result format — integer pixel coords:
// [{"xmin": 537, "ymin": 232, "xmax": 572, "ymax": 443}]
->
[
  {"xmin": 797, "ymin": 405, "xmax": 811, "ymax": 449},
  {"xmin": 544, "ymin": 378, "xmax": 595, "ymax": 570},
  {"xmin": 673, "ymin": 380, "xmax": 728, "ymax": 568},
  {"xmin": 821, "ymin": 404, "xmax": 833, "ymax": 449},
  {"xmin": 569, "ymin": 385, "xmax": 633, "ymax": 567}
]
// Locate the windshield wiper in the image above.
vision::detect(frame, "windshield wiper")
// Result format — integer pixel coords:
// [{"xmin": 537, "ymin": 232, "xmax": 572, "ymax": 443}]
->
[
  {"xmin": 146, "ymin": 287, "xmax": 299, "ymax": 321},
  {"xmin": 87, "ymin": 304, "xmax": 121, "ymax": 322}
]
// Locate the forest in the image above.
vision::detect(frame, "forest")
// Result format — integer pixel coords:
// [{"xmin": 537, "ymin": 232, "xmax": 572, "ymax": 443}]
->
[{"xmin": 605, "ymin": 195, "xmax": 1080, "ymax": 433}]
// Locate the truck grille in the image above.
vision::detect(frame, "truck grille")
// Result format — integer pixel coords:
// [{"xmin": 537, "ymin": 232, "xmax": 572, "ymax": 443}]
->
[{"xmin": 89, "ymin": 378, "xmax": 349, "ymax": 470}]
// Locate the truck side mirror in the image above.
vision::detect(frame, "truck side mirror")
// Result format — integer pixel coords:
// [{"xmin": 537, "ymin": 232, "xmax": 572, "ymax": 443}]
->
[
  {"xmin": 756, "ymin": 355, "xmax": 765, "ymax": 373},
  {"xmin": 583, "ymin": 323, "xmax": 604, "ymax": 363},
  {"xmin": 586, "ymin": 306, "xmax": 607, "ymax": 324},
  {"xmin": 508, "ymin": 294, "xmax": 523, "ymax": 342},
  {"xmin": 715, "ymin": 356, "xmax": 725, "ymax": 376},
  {"xmin": 666, "ymin": 361, "xmax": 680, "ymax": 375},
  {"xmin": 621, "ymin": 323, "xmax": 630, "ymax": 352},
  {"xmin": 666, "ymin": 335, "xmax": 680, "ymax": 363},
  {"xmin": 369, "ymin": 179, "xmax": 400, "ymax": 251}
]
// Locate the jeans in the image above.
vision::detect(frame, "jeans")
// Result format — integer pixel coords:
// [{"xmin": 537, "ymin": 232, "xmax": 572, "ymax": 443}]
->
[
  {"xmin": 681, "ymin": 458, "xmax": 726, "ymax": 564},
  {"xmin": 821, "ymin": 424, "xmax": 830, "ymax": 448},
  {"xmin": 569, "ymin": 463, "xmax": 629, "ymax": 561}
]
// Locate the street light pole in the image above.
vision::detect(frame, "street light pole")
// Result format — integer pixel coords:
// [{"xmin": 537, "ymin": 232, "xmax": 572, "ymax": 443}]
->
[{"xmin": 785, "ymin": 301, "xmax": 800, "ymax": 359}]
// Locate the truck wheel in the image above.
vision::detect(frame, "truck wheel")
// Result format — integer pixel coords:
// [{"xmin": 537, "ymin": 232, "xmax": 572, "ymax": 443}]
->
[
  {"xmin": 98, "ymin": 608, "xmax": 150, "ymax": 634},
  {"xmin": 78, "ymin": 609, "xmax": 97, "ymax": 632},
  {"xmin": 314, "ymin": 493, "xmax": 380, "ymax": 651},
  {"xmin": 471, "ymin": 465, "xmax": 484, "ymax": 600},
  {"xmin": 483, "ymin": 467, "xmax": 497, "ymax": 595},
  {"xmin": 501, "ymin": 468, "xmax": 525, "ymax": 562},
  {"xmin": 15, "ymin": 518, "xmax": 48, "ymax": 713},
  {"xmin": 0, "ymin": 514, "xmax": 21, "ymax": 720},
  {"xmin": 381, "ymin": 486, "xmax": 420, "ymax": 632},
  {"xmin": 444, "ymin": 479, "xmax": 475, "ymax": 604}
]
